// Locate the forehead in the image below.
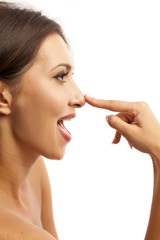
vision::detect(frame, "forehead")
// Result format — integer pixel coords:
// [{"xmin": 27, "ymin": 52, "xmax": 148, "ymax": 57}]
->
[{"xmin": 35, "ymin": 34, "xmax": 73, "ymax": 70}]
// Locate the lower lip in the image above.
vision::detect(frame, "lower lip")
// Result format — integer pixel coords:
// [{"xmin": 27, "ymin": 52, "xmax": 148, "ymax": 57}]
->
[{"xmin": 57, "ymin": 123, "xmax": 72, "ymax": 142}]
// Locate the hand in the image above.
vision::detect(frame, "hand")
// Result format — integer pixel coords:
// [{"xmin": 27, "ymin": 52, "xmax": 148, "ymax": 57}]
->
[{"xmin": 85, "ymin": 95, "xmax": 160, "ymax": 158}]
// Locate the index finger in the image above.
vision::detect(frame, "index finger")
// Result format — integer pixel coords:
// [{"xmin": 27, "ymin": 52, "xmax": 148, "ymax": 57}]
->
[{"xmin": 84, "ymin": 95, "xmax": 135, "ymax": 112}]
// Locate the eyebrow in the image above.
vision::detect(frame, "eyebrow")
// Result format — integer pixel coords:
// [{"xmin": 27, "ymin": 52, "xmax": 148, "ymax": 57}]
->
[{"xmin": 50, "ymin": 63, "xmax": 73, "ymax": 72}]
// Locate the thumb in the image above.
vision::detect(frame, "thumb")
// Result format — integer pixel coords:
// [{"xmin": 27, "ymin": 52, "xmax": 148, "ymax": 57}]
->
[{"xmin": 106, "ymin": 115, "xmax": 134, "ymax": 138}]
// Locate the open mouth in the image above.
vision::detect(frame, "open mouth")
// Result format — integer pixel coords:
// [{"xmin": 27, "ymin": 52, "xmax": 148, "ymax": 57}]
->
[
  {"xmin": 57, "ymin": 113, "xmax": 76, "ymax": 142},
  {"xmin": 57, "ymin": 119, "xmax": 72, "ymax": 142},
  {"xmin": 57, "ymin": 119, "xmax": 71, "ymax": 134}
]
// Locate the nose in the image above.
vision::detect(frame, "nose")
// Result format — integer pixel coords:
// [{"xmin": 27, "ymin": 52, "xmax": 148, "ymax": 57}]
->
[{"xmin": 68, "ymin": 80, "xmax": 85, "ymax": 108}]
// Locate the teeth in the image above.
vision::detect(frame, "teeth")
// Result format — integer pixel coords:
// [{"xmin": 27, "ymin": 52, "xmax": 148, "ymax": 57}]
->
[
  {"xmin": 63, "ymin": 118, "xmax": 71, "ymax": 121},
  {"xmin": 58, "ymin": 118, "xmax": 72, "ymax": 123}
]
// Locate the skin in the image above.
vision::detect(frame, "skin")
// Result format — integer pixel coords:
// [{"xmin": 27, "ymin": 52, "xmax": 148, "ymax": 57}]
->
[
  {"xmin": 85, "ymin": 95, "xmax": 160, "ymax": 240},
  {"xmin": 0, "ymin": 33, "xmax": 85, "ymax": 240},
  {"xmin": 0, "ymin": 32, "xmax": 159, "ymax": 239}
]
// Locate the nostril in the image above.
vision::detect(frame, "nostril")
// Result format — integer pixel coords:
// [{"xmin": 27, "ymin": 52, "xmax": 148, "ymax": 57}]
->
[
  {"xmin": 69, "ymin": 93, "xmax": 85, "ymax": 108},
  {"xmin": 76, "ymin": 97, "xmax": 85, "ymax": 108},
  {"xmin": 75, "ymin": 103, "xmax": 81, "ymax": 108}
]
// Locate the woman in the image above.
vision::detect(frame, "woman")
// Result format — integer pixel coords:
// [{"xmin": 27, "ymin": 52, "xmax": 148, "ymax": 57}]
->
[
  {"xmin": 0, "ymin": 1, "xmax": 159, "ymax": 240},
  {"xmin": 0, "ymin": 2, "xmax": 84, "ymax": 240}
]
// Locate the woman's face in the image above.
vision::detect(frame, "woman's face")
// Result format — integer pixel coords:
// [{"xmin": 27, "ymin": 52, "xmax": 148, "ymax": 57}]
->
[{"xmin": 10, "ymin": 34, "xmax": 85, "ymax": 160}]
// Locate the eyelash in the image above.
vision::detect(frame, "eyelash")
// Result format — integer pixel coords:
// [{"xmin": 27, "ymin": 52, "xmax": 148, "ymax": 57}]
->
[{"xmin": 53, "ymin": 72, "xmax": 68, "ymax": 83}]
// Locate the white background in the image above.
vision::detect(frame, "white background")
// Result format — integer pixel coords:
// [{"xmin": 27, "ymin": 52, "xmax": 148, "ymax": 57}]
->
[{"xmin": 6, "ymin": 0, "xmax": 160, "ymax": 239}]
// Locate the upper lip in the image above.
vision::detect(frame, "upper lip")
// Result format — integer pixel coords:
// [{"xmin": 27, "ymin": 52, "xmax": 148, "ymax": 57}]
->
[{"xmin": 58, "ymin": 113, "xmax": 76, "ymax": 121}]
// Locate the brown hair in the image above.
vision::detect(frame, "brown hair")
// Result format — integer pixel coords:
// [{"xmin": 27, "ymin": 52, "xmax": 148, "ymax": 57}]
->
[{"xmin": 0, "ymin": 1, "xmax": 67, "ymax": 95}]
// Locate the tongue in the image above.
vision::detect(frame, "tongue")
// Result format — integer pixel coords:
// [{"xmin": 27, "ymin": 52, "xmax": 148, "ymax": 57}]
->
[{"xmin": 58, "ymin": 121, "xmax": 71, "ymax": 135}]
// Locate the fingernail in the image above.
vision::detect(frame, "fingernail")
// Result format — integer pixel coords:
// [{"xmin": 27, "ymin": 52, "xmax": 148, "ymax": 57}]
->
[{"xmin": 106, "ymin": 115, "xmax": 112, "ymax": 122}]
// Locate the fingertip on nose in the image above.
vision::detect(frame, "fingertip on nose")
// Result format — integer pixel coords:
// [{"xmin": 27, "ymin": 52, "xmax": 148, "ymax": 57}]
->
[
  {"xmin": 84, "ymin": 94, "xmax": 90, "ymax": 98},
  {"xmin": 81, "ymin": 94, "xmax": 86, "ymax": 107}
]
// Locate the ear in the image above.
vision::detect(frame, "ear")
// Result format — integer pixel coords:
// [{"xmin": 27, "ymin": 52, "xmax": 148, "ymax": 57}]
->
[{"xmin": 0, "ymin": 81, "xmax": 12, "ymax": 116}]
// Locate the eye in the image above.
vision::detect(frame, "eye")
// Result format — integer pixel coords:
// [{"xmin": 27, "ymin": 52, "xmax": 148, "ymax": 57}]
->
[{"xmin": 53, "ymin": 72, "xmax": 68, "ymax": 83}]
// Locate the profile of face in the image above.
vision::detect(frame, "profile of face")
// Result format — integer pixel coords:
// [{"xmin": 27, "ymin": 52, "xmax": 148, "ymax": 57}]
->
[{"xmin": 9, "ymin": 34, "xmax": 85, "ymax": 160}]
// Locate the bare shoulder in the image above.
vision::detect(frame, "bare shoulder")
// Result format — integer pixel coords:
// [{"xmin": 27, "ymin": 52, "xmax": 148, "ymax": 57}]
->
[
  {"xmin": 0, "ymin": 157, "xmax": 58, "ymax": 240},
  {"xmin": 0, "ymin": 209, "xmax": 56, "ymax": 240}
]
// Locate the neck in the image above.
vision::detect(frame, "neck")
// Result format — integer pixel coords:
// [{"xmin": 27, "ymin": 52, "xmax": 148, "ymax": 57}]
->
[
  {"xmin": 0, "ymin": 148, "xmax": 39, "ymax": 200},
  {"xmin": 0, "ymin": 119, "xmax": 39, "ymax": 201}
]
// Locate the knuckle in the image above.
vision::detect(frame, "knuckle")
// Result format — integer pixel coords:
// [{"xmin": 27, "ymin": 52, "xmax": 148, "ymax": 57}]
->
[
  {"xmin": 135, "ymin": 101, "xmax": 148, "ymax": 110},
  {"xmin": 140, "ymin": 101, "xmax": 148, "ymax": 107},
  {"xmin": 139, "ymin": 101, "xmax": 148, "ymax": 109}
]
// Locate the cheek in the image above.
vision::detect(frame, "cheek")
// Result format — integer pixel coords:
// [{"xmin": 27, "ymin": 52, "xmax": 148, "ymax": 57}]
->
[{"xmin": 10, "ymin": 84, "xmax": 68, "ymax": 158}]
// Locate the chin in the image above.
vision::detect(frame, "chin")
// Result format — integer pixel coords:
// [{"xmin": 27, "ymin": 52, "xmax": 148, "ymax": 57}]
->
[
  {"xmin": 56, "ymin": 149, "xmax": 66, "ymax": 160},
  {"xmin": 55, "ymin": 155, "xmax": 64, "ymax": 160},
  {"xmin": 42, "ymin": 147, "xmax": 66, "ymax": 160}
]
